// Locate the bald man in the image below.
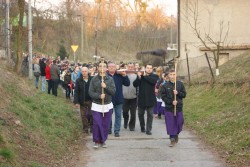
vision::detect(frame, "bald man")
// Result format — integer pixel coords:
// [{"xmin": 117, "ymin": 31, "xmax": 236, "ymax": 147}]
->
[{"xmin": 74, "ymin": 67, "xmax": 93, "ymax": 134}]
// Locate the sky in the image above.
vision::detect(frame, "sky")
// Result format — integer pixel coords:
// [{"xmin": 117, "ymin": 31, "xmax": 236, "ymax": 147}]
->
[
  {"xmin": 28, "ymin": 0, "xmax": 177, "ymax": 16},
  {"xmin": 148, "ymin": 0, "xmax": 177, "ymax": 16}
]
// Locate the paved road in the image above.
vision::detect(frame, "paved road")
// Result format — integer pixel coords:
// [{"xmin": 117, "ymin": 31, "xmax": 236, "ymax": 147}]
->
[{"xmin": 75, "ymin": 115, "xmax": 225, "ymax": 167}]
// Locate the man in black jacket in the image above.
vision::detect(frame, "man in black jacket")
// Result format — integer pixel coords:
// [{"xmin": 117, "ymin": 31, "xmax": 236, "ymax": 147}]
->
[
  {"xmin": 74, "ymin": 67, "xmax": 93, "ymax": 134},
  {"xmin": 40, "ymin": 58, "xmax": 47, "ymax": 92},
  {"xmin": 133, "ymin": 64, "xmax": 158, "ymax": 135},
  {"xmin": 50, "ymin": 60, "xmax": 60, "ymax": 96}
]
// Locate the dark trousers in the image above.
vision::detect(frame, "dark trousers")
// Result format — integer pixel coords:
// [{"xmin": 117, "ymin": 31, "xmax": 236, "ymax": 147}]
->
[
  {"xmin": 80, "ymin": 101, "xmax": 93, "ymax": 132},
  {"xmin": 47, "ymin": 79, "xmax": 52, "ymax": 94},
  {"xmin": 51, "ymin": 79, "xmax": 59, "ymax": 96},
  {"xmin": 71, "ymin": 84, "xmax": 75, "ymax": 96},
  {"xmin": 138, "ymin": 106, "xmax": 154, "ymax": 132},
  {"xmin": 123, "ymin": 98, "xmax": 137, "ymax": 130},
  {"xmin": 65, "ymin": 85, "xmax": 71, "ymax": 99}
]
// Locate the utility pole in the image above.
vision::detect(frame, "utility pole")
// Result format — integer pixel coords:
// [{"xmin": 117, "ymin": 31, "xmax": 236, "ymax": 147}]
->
[
  {"xmin": 185, "ymin": 44, "xmax": 191, "ymax": 85},
  {"xmin": 28, "ymin": 0, "xmax": 33, "ymax": 79},
  {"xmin": 5, "ymin": 0, "xmax": 10, "ymax": 61},
  {"xmin": 94, "ymin": 16, "xmax": 98, "ymax": 61},
  {"xmin": 170, "ymin": 14, "xmax": 173, "ymax": 46},
  {"xmin": 81, "ymin": 15, "xmax": 84, "ymax": 61},
  {"xmin": 205, "ymin": 52, "xmax": 215, "ymax": 83},
  {"xmin": 177, "ymin": 0, "xmax": 180, "ymax": 58}
]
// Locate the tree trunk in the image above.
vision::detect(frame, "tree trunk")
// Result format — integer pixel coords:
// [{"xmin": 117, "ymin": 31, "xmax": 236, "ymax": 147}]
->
[{"xmin": 15, "ymin": 0, "xmax": 25, "ymax": 74}]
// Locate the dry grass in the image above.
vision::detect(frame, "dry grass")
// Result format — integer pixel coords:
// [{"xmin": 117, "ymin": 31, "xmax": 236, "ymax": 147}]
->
[{"xmin": 189, "ymin": 51, "xmax": 250, "ymax": 84}]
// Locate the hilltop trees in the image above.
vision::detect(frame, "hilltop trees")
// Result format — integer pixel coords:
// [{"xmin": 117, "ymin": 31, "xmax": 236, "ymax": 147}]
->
[
  {"xmin": 5, "ymin": 0, "xmax": 177, "ymax": 72},
  {"xmin": 57, "ymin": 43, "xmax": 68, "ymax": 61}
]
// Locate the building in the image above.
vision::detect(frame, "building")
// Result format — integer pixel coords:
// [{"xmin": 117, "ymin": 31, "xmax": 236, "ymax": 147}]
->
[{"xmin": 178, "ymin": 0, "xmax": 250, "ymax": 76}]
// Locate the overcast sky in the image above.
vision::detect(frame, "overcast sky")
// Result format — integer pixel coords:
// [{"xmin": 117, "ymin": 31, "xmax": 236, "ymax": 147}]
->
[{"xmin": 28, "ymin": 0, "xmax": 177, "ymax": 16}]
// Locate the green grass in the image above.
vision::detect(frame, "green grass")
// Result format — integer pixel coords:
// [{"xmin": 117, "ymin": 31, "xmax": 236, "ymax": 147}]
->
[
  {"xmin": 0, "ymin": 77, "xmax": 82, "ymax": 166},
  {"xmin": 184, "ymin": 53, "xmax": 250, "ymax": 166},
  {"xmin": 0, "ymin": 165, "xmax": 9, "ymax": 167},
  {"xmin": 0, "ymin": 135, "xmax": 4, "ymax": 144},
  {"xmin": 29, "ymin": 162, "xmax": 45, "ymax": 167},
  {"xmin": 0, "ymin": 149, "xmax": 13, "ymax": 160},
  {"xmin": 9, "ymin": 86, "xmax": 81, "ymax": 154}
]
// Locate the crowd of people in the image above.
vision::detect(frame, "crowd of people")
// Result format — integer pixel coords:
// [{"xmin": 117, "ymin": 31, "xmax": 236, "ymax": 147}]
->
[{"xmin": 32, "ymin": 55, "xmax": 186, "ymax": 148}]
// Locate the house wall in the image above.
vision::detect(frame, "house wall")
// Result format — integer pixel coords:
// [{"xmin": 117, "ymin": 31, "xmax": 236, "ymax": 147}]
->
[
  {"xmin": 0, "ymin": 50, "xmax": 5, "ymax": 58},
  {"xmin": 178, "ymin": 0, "xmax": 250, "ymax": 76}
]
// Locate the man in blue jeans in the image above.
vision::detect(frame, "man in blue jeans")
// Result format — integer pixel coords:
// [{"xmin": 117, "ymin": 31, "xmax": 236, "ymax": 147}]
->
[
  {"xmin": 107, "ymin": 62, "xmax": 130, "ymax": 137},
  {"xmin": 39, "ymin": 58, "xmax": 47, "ymax": 92}
]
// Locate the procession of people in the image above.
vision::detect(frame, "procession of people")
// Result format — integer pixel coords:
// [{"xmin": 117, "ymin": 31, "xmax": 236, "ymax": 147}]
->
[{"xmin": 32, "ymin": 55, "xmax": 186, "ymax": 148}]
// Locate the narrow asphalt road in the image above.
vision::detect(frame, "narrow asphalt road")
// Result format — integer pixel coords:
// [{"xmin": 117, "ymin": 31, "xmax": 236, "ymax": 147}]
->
[{"xmin": 75, "ymin": 114, "xmax": 226, "ymax": 167}]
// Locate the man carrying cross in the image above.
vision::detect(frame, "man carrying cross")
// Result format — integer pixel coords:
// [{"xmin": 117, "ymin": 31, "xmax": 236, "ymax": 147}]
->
[
  {"xmin": 89, "ymin": 61, "xmax": 116, "ymax": 148},
  {"xmin": 161, "ymin": 69, "xmax": 186, "ymax": 147}
]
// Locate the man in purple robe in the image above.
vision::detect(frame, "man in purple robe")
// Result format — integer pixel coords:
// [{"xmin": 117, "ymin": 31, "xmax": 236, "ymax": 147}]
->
[
  {"xmin": 89, "ymin": 62, "xmax": 116, "ymax": 148},
  {"xmin": 161, "ymin": 69, "xmax": 186, "ymax": 147}
]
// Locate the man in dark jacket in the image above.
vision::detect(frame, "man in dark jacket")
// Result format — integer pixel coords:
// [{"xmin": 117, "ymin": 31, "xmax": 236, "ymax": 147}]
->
[
  {"xmin": 40, "ymin": 58, "xmax": 47, "ymax": 92},
  {"xmin": 64, "ymin": 68, "xmax": 71, "ymax": 99},
  {"xmin": 161, "ymin": 69, "xmax": 186, "ymax": 147},
  {"xmin": 74, "ymin": 67, "xmax": 93, "ymax": 134},
  {"xmin": 50, "ymin": 60, "xmax": 60, "ymax": 96},
  {"xmin": 133, "ymin": 64, "xmax": 158, "ymax": 135},
  {"xmin": 107, "ymin": 62, "xmax": 130, "ymax": 137}
]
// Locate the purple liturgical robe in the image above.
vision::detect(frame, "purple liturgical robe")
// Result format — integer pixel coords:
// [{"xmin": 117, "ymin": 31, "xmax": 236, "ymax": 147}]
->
[
  {"xmin": 153, "ymin": 101, "xmax": 163, "ymax": 115},
  {"xmin": 92, "ymin": 109, "xmax": 112, "ymax": 143},
  {"xmin": 164, "ymin": 111, "xmax": 184, "ymax": 135}
]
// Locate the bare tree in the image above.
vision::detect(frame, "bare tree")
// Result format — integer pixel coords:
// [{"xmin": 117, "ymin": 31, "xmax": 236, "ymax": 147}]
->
[
  {"xmin": 184, "ymin": 0, "xmax": 230, "ymax": 76},
  {"xmin": 15, "ymin": 0, "xmax": 25, "ymax": 74}
]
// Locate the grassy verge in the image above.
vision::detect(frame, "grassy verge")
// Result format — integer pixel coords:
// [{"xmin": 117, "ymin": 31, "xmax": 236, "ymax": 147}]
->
[
  {"xmin": 0, "ymin": 69, "xmax": 82, "ymax": 166},
  {"xmin": 184, "ymin": 53, "xmax": 250, "ymax": 167}
]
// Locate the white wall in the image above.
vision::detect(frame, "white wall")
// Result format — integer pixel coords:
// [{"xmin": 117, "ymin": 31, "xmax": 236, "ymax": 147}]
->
[{"xmin": 179, "ymin": 0, "xmax": 250, "ymax": 76}]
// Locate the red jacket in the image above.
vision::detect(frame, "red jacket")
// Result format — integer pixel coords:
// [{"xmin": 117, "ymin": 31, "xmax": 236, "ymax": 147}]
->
[{"xmin": 45, "ymin": 65, "xmax": 51, "ymax": 80}]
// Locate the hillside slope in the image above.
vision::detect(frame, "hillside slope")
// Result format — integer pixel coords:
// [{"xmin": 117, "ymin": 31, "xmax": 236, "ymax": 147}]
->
[
  {"xmin": 0, "ymin": 61, "xmax": 83, "ymax": 167},
  {"xmin": 184, "ymin": 52, "xmax": 250, "ymax": 167}
]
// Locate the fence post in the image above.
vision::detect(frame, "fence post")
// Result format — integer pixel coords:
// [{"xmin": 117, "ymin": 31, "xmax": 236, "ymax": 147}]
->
[
  {"xmin": 205, "ymin": 52, "xmax": 215, "ymax": 83},
  {"xmin": 186, "ymin": 52, "xmax": 191, "ymax": 85}
]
